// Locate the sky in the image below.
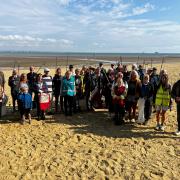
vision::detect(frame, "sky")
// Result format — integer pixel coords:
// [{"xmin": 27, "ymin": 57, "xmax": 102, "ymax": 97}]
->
[{"xmin": 0, "ymin": 0, "xmax": 180, "ymax": 53}]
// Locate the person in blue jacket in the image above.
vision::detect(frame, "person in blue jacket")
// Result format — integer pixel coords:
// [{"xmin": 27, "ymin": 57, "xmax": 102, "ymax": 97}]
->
[
  {"xmin": 18, "ymin": 86, "xmax": 32, "ymax": 124},
  {"xmin": 62, "ymin": 70, "xmax": 76, "ymax": 116}
]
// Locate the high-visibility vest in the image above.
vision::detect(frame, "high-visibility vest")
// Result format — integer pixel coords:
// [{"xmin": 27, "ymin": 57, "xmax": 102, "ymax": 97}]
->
[{"xmin": 155, "ymin": 85, "xmax": 171, "ymax": 107}]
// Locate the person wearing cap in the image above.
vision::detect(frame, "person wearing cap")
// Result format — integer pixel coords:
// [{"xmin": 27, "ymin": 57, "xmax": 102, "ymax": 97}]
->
[
  {"xmin": 69, "ymin": 65, "xmax": 75, "ymax": 76},
  {"xmin": 138, "ymin": 64, "xmax": 145, "ymax": 82},
  {"xmin": 150, "ymin": 67, "xmax": 160, "ymax": 110},
  {"xmin": 171, "ymin": 79, "xmax": 180, "ymax": 136},
  {"xmin": 8, "ymin": 69, "xmax": 20, "ymax": 112},
  {"xmin": 42, "ymin": 68, "xmax": 53, "ymax": 95},
  {"xmin": 27, "ymin": 66, "xmax": 37, "ymax": 96},
  {"xmin": 42, "ymin": 68, "xmax": 53, "ymax": 113},
  {"xmin": 34, "ymin": 73, "xmax": 48, "ymax": 120}
]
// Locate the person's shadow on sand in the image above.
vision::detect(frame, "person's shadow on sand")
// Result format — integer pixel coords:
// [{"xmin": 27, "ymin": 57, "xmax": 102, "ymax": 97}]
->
[{"xmin": 52, "ymin": 112, "xmax": 179, "ymax": 140}]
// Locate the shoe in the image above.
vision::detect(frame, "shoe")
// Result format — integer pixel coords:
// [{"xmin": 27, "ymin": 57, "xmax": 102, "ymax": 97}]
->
[
  {"xmin": 131, "ymin": 119, "xmax": 136, "ymax": 123},
  {"xmin": 159, "ymin": 125, "xmax": 165, "ymax": 131},
  {"xmin": 155, "ymin": 124, "xmax": 160, "ymax": 130},
  {"xmin": 175, "ymin": 131, "xmax": 180, "ymax": 136},
  {"xmin": 143, "ymin": 120, "xmax": 149, "ymax": 125}
]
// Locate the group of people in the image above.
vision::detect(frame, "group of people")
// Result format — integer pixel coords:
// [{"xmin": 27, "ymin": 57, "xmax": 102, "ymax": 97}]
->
[{"xmin": 2, "ymin": 62, "xmax": 180, "ymax": 136}]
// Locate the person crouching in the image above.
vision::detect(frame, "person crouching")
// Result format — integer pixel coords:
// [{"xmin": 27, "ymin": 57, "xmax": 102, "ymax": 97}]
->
[
  {"xmin": 18, "ymin": 86, "xmax": 32, "ymax": 125},
  {"xmin": 112, "ymin": 72, "xmax": 127, "ymax": 125}
]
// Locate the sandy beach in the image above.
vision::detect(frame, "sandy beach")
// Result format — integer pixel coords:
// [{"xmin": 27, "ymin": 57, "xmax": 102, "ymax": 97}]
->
[{"xmin": 0, "ymin": 61, "xmax": 180, "ymax": 179}]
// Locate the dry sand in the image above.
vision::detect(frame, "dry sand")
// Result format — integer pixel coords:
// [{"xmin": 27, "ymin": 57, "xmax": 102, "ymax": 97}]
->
[{"xmin": 0, "ymin": 62, "xmax": 180, "ymax": 179}]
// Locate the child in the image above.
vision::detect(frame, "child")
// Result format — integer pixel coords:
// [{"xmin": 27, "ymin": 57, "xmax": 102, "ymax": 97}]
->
[
  {"xmin": 18, "ymin": 86, "xmax": 32, "ymax": 125},
  {"xmin": 155, "ymin": 73, "xmax": 171, "ymax": 131},
  {"xmin": 137, "ymin": 74, "xmax": 154, "ymax": 124}
]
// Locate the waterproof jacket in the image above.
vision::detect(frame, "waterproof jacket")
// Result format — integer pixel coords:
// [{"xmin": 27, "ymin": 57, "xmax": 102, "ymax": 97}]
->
[
  {"xmin": 18, "ymin": 93, "xmax": 32, "ymax": 109},
  {"xmin": 172, "ymin": 80, "xmax": 180, "ymax": 104},
  {"xmin": 62, "ymin": 76, "xmax": 76, "ymax": 96}
]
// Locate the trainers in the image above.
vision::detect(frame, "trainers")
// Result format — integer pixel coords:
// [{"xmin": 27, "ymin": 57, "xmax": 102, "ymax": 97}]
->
[
  {"xmin": 175, "ymin": 131, "xmax": 180, "ymax": 136},
  {"xmin": 155, "ymin": 124, "xmax": 160, "ymax": 130},
  {"xmin": 159, "ymin": 125, "xmax": 165, "ymax": 131},
  {"xmin": 131, "ymin": 119, "xmax": 136, "ymax": 123}
]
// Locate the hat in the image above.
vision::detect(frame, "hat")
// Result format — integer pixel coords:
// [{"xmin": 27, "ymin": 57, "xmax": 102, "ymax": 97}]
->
[
  {"xmin": 69, "ymin": 65, "xmax": 73, "ymax": 69},
  {"xmin": 44, "ymin": 68, "xmax": 50, "ymax": 72}
]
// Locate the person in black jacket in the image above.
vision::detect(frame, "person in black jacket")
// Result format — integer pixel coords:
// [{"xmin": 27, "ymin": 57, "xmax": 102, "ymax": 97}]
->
[
  {"xmin": 137, "ymin": 74, "xmax": 154, "ymax": 125},
  {"xmin": 52, "ymin": 67, "xmax": 63, "ymax": 113},
  {"xmin": 74, "ymin": 68, "xmax": 83, "ymax": 112},
  {"xmin": 27, "ymin": 66, "xmax": 37, "ymax": 96},
  {"xmin": 171, "ymin": 79, "xmax": 180, "ymax": 136},
  {"xmin": 83, "ymin": 67, "xmax": 95, "ymax": 111},
  {"xmin": 8, "ymin": 69, "xmax": 20, "ymax": 112}
]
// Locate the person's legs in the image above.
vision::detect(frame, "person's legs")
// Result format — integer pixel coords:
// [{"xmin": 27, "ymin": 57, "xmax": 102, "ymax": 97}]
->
[
  {"xmin": 55, "ymin": 95, "xmax": 59, "ymax": 113},
  {"xmin": 155, "ymin": 106, "xmax": 161, "ymax": 130},
  {"xmin": 68, "ymin": 96, "xmax": 73, "ymax": 116},
  {"xmin": 64, "ymin": 95, "xmax": 68, "ymax": 116},
  {"xmin": 20, "ymin": 109, "xmax": 25, "ymax": 124},
  {"xmin": 177, "ymin": 104, "xmax": 180, "ymax": 132},
  {"xmin": 60, "ymin": 96, "xmax": 64, "ymax": 112},
  {"xmin": 12, "ymin": 95, "xmax": 16, "ymax": 112},
  {"xmin": 132, "ymin": 101, "xmax": 137, "ymax": 120},
  {"xmin": 114, "ymin": 103, "xmax": 119, "ymax": 125}
]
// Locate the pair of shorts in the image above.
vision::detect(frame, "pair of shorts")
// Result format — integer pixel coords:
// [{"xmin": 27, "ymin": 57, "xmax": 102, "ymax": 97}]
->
[{"xmin": 156, "ymin": 105, "xmax": 169, "ymax": 112}]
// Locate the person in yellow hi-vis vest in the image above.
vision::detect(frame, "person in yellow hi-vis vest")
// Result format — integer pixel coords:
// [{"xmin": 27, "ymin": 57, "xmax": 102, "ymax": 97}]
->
[{"xmin": 155, "ymin": 73, "xmax": 172, "ymax": 131}]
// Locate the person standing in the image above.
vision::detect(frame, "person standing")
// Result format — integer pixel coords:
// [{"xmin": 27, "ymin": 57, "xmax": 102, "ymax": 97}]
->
[
  {"xmin": 171, "ymin": 79, "xmax": 180, "ymax": 136},
  {"xmin": 52, "ymin": 67, "xmax": 63, "ymax": 113},
  {"xmin": 34, "ymin": 73, "xmax": 48, "ymax": 120},
  {"xmin": 137, "ymin": 74, "xmax": 154, "ymax": 125},
  {"xmin": 42, "ymin": 68, "xmax": 53, "ymax": 113},
  {"xmin": 155, "ymin": 73, "xmax": 171, "ymax": 131},
  {"xmin": 8, "ymin": 69, "xmax": 20, "ymax": 112},
  {"xmin": 18, "ymin": 86, "xmax": 32, "ymax": 125},
  {"xmin": 0, "ymin": 70, "xmax": 5, "ymax": 99},
  {"xmin": 27, "ymin": 66, "xmax": 37, "ymax": 95},
  {"xmin": 112, "ymin": 72, "xmax": 127, "ymax": 125},
  {"xmin": 74, "ymin": 68, "xmax": 82, "ymax": 112},
  {"xmin": 126, "ymin": 70, "xmax": 141, "ymax": 122},
  {"xmin": 62, "ymin": 70, "xmax": 76, "ymax": 116}
]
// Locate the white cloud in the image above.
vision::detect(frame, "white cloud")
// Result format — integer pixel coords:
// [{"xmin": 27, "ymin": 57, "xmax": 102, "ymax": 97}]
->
[
  {"xmin": 132, "ymin": 3, "xmax": 155, "ymax": 15},
  {"xmin": 56, "ymin": 0, "xmax": 71, "ymax": 6}
]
